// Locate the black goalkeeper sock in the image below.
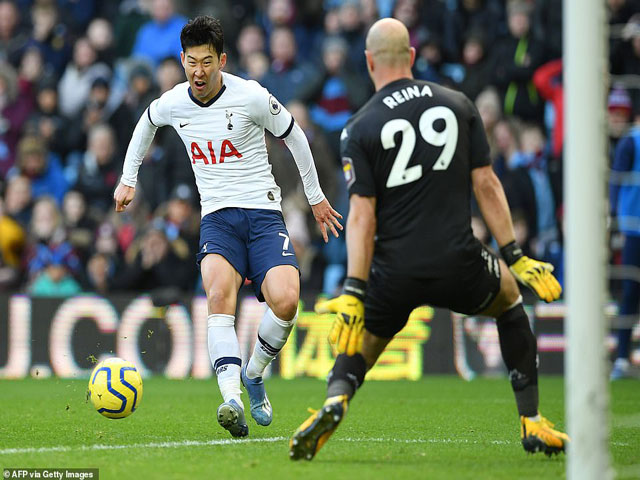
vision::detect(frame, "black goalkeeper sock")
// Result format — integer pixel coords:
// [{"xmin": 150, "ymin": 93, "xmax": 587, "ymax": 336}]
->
[
  {"xmin": 496, "ymin": 303, "xmax": 539, "ymax": 417},
  {"xmin": 326, "ymin": 353, "xmax": 367, "ymax": 400}
]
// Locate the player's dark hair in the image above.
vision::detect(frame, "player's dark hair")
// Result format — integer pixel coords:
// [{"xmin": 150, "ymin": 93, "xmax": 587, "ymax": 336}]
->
[{"xmin": 180, "ymin": 16, "xmax": 224, "ymax": 57}]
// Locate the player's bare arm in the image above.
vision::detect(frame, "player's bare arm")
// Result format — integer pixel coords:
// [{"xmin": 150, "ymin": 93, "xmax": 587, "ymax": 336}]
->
[
  {"xmin": 345, "ymin": 194, "xmax": 376, "ymax": 281},
  {"xmin": 472, "ymin": 165, "xmax": 562, "ymax": 302},
  {"xmin": 471, "ymin": 165, "xmax": 516, "ymax": 246}
]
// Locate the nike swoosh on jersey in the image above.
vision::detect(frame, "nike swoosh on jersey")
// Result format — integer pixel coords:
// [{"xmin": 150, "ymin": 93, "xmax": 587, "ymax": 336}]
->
[
  {"xmin": 180, "ymin": 122, "xmax": 190, "ymax": 128},
  {"xmin": 282, "ymin": 252, "xmax": 294, "ymax": 257}
]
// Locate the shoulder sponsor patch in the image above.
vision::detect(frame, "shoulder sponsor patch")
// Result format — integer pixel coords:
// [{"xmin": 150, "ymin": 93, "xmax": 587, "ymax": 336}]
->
[
  {"xmin": 268, "ymin": 95, "xmax": 281, "ymax": 115},
  {"xmin": 342, "ymin": 157, "xmax": 355, "ymax": 188}
]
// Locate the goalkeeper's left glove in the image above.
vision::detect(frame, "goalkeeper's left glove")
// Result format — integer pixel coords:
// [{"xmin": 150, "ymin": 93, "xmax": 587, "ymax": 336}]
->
[
  {"xmin": 314, "ymin": 277, "xmax": 366, "ymax": 356},
  {"xmin": 500, "ymin": 241, "xmax": 562, "ymax": 302}
]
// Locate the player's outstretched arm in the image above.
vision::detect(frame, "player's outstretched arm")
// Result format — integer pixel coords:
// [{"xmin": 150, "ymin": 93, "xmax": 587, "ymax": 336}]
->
[
  {"xmin": 471, "ymin": 165, "xmax": 561, "ymax": 302},
  {"xmin": 282, "ymin": 121, "xmax": 343, "ymax": 241},
  {"xmin": 115, "ymin": 106, "xmax": 161, "ymax": 212}
]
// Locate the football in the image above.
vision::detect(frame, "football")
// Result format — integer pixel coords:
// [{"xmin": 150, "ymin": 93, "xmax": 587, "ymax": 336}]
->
[{"xmin": 88, "ymin": 357, "xmax": 143, "ymax": 419}]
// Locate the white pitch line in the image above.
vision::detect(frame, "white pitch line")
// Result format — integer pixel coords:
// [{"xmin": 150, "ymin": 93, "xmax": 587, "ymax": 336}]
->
[
  {"xmin": 0, "ymin": 437, "xmax": 287, "ymax": 455},
  {"xmin": 0, "ymin": 436, "xmax": 630, "ymax": 455}
]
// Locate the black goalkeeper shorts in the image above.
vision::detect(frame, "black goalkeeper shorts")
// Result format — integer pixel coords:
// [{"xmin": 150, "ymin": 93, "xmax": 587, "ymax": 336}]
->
[{"xmin": 364, "ymin": 245, "xmax": 502, "ymax": 338}]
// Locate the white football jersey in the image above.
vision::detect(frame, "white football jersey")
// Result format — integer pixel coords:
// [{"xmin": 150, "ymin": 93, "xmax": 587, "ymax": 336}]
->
[{"xmin": 147, "ymin": 72, "xmax": 294, "ymax": 217}]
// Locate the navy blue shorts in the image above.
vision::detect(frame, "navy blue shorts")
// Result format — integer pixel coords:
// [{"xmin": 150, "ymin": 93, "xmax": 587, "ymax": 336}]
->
[{"xmin": 196, "ymin": 208, "xmax": 299, "ymax": 302}]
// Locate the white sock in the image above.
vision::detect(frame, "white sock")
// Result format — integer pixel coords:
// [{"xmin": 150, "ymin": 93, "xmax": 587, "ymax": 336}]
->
[
  {"xmin": 245, "ymin": 308, "xmax": 297, "ymax": 379},
  {"xmin": 207, "ymin": 314, "xmax": 242, "ymax": 407}
]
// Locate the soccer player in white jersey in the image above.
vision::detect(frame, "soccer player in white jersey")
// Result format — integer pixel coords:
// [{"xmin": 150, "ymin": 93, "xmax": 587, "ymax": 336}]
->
[{"xmin": 113, "ymin": 16, "xmax": 343, "ymax": 438}]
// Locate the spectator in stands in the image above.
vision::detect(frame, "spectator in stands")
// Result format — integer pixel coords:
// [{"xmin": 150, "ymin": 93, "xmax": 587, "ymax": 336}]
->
[
  {"xmin": 84, "ymin": 221, "xmax": 125, "ymax": 294},
  {"xmin": 25, "ymin": 79, "xmax": 69, "ymax": 160},
  {"xmin": 262, "ymin": 26, "xmax": 318, "ymax": 105},
  {"xmin": 237, "ymin": 23, "xmax": 266, "ymax": 59},
  {"xmin": 413, "ymin": 33, "xmax": 447, "ymax": 84},
  {"xmin": 442, "ymin": 0, "xmax": 503, "ymax": 62},
  {"xmin": 131, "ymin": 0, "xmax": 186, "ymax": 67},
  {"xmin": 17, "ymin": 46, "xmax": 43, "ymax": 98},
  {"xmin": 67, "ymin": 77, "xmax": 134, "ymax": 156},
  {"xmin": 492, "ymin": 117, "xmax": 521, "ymax": 179},
  {"xmin": 502, "ymin": 124, "xmax": 558, "ymax": 261},
  {"xmin": 393, "ymin": 0, "xmax": 429, "ymax": 51},
  {"xmin": 242, "ymin": 51, "xmax": 270, "ymax": 82},
  {"xmin": 533, "ymin": 59, "xmax": 563, "ymax": 159},
  {"xmin": 85, "ymin": 251, "xmax": 112, "ymax": 294},
  {"xmin": 457, "ymin": 31, "xmax": 493, "ymax": 101},
  {"xmin": 335, "ymin": 0, "xmax": 368, "ymax": 73},
  {"xmin": 108, "ymin": 186, "xmax": 151, "ymax": 256},
  {"xmin": 62, "ymin": 189, "xmax": 97, "ymax": 263},
  {"xmin": 114, "ymin": 217, "xmax": 197, "ymax": 296},
  {"xmin": 57, "ymin": 0, "xmax": 98, "ymax": 35},
  {"xmin": 9, "ymin": 136, "xmax": 67, "ymax": 205},
  {"xmin": 0, "ymin": 61, "xmax": 34, "ymax": 177},
  {"xmin": 608, "ymin": 86, "xmax": 633, "ymax": 155},
  {"xmin": 25, "ymin": 196, "xmax": 82, "ymax": 296},
  {"xmin": 531, "ymin": 0, "xmax": 563, "ymax": 60},
  {"xmin": 300, "ymin": 36, "xmax": 371, "ymax": 160},
  {"xmin": 86, "ymin": 17, "xmax": 116, "ymax": 68},
  {"xmin": 113, "ymin": 0, "xmax": 150, "ymax": 59},
  {"xmin": 0, "ymin": 0, "xmax": 28, "ymax": 65},
  {"xmin": 156, "ymin": 56, "xmax": 184, "ymax": 94},
  {"xmin": 491, "ymin": 0, "xmax": 544, "ymax": 122},
  {"xmin": 475, "ymin": 87, "xmax": 502, "ymax": 158},
  {"xmin": 610, "ymin": 8, "xmax": 640, "ymax": 78},
  {"xmin": 74, "ymin": 124, "xmax": 121, "ymax": 213},
  {"xmin": 124, "ymin": 63, "xmax": 157, "ymax": 122},
  {"xmin": 608, "ymin": 0, "xmax": 640, "ymax": 27},
  {"xmin": 154, "ymin": 183, "xmax": 200, "ymax": 261},
  {"xmin": 260, "ymin": 0, "xmax": 316, "ymax": 60},
  {"xmin": 359, "ymin": 0, "xmax": 380, "ymax": 31},
  {"xmin": 609, "ymin": 108, "xmax": 640, "ymax": 379},
  {"xmin": 3, "ymin": 174, "xmax": 32, "ymax": 228},
  {"xmin": 57, "ymin": 36, "xmax": 111, "ymax": 118},
  {"xmin": 23, "ymin": 1, "xmax": 71, "ymax": 77},
  {"xmin": 235, "ymin": 23, "xmax": 266, "ymax": 78},
  {"xmin": 0, "ymin": 194, "xmax": 26, "ymax": 290}
]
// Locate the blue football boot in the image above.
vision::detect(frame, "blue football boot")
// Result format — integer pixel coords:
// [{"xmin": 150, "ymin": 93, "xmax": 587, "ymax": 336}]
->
[{"xmin": 241, "ymin": 365, "xmax": 272, "ymax": 426}]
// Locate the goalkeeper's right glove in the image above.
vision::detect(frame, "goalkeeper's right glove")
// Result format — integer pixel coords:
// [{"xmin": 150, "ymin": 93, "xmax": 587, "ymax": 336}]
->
[
  {"xmin": 314, "ymin": 277, "xmax": 366, "ymax": 356},
  {"xmin": 500, "ymin": 241, "xmax": 562, "ymax": 302}
]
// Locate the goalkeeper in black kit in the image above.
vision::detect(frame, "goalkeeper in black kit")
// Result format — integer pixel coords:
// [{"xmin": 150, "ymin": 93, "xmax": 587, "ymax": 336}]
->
[{"xmin": 289, "ymin": 18, "xmax": 569, "ymax": 461}]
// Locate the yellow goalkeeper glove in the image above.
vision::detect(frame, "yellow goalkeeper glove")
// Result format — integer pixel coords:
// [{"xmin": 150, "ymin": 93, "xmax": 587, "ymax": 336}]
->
[
  {"xmin": 500, "ymin": 241, "xmax": 562, "ymax": 302},
  {"xmin": 314, "ymin": 277, "xmax": 366, "ymax": 356}
]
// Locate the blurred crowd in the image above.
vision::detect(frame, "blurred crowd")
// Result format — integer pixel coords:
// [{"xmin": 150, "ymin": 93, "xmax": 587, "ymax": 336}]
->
[{"xmin": 0, "ymin": 0, "xmax": 639, "ymax": 301}]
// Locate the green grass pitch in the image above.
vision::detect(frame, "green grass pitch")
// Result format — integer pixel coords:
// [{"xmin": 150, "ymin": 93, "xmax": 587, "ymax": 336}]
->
[{"xmin": 1, "ymin": 377, "xmax": 638, "ymax": 479}]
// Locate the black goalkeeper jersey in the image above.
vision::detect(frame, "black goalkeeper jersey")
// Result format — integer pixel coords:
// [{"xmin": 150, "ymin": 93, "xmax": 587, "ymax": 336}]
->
[{"xmin": 340, "ymin": 77, "xmax": 491, "ymax": 277}]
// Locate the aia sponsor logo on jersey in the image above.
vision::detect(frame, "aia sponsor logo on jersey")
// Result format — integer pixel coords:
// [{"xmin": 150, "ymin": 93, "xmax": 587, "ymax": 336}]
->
[{"xmin": 190, "ymin": 140, "xmax": 242, "ymax": 164}]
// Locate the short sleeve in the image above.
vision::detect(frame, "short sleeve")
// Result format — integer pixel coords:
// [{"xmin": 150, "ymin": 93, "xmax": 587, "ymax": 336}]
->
[
  {"xmin": 340, "ymin": 124, "xmax": 376, "ymax": 197},
  {"xmin": 466, "ymin": 97, "xmax": 491, "ymax": 169},
  {"xmin": 247, "ymin": 81, "xmax": 294, "ymax": 138},
  {"xmin": 147, "ymin": 91, "xmax": 173, "ymax": 128}
]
